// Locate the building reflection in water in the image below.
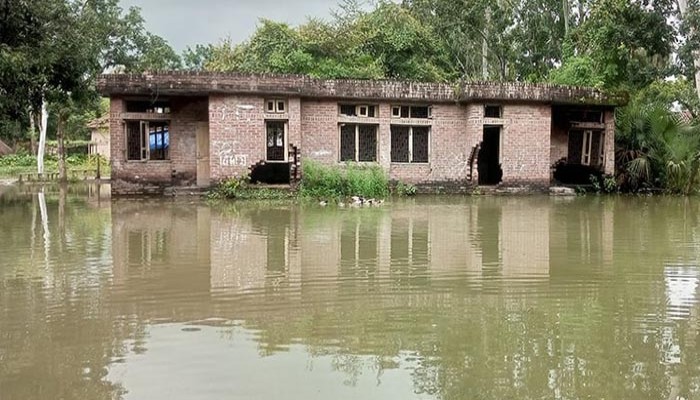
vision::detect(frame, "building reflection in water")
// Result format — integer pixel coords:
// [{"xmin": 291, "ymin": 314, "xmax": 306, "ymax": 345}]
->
[
  {"xmin": 106, "ymin": 196, "xmax": 700, "ymax": 400},
  {"xmin": 110, "ymin": 197, "xmax": 623, "ymax": 298}
]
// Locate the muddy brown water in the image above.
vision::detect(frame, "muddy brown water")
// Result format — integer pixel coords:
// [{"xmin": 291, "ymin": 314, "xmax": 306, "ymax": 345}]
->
[{"xmin": 1, "ymin": 184, "xmax": 700, "ymax": 400}]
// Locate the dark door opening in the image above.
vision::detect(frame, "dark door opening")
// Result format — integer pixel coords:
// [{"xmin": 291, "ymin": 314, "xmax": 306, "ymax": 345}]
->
[{"xmin": 478, "ymin": 126, "xmax": 502, "ymax": 185}]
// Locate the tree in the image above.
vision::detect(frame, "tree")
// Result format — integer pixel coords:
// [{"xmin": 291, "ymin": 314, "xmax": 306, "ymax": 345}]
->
[
  {"xmin": 0, "ymin": 0, "xmax": 180, "ymax": 178},
  {"xmin": 677, "ymin": 0, "xmax": 700, "ymax": 102},
  {"xmin": 205, "ymin": 2, "xmax": 446, "ymax": 81}
]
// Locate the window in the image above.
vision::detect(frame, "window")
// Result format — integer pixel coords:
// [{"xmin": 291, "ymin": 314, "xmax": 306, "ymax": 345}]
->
[
  {"xmin": 391, "ymin": 126, "xmax": 429, "ymax": 163},
  {"xmin": 391, "ymin": 105, "xmax": 432, "ymax": 119},
  {"xmin": 582, "ymin": 130, "xmax": 593, "ymax": 166},
  {"xmin": 569, "ymin": 109, "xmax": 603, "ymax": 123},
  {"xmin": 126, "ymin": 121, "xmax": 170, "ymax": 161},
  {"xmin": 340, "ymin": 124, "xmax": 377, "ymax": 162},
  {"xmin": 266, "ymin": 121, "xmax": 287, "ymax": 161},
  {"xmin": 126, "ymin": 100, "xmax": 170, "ymax": 114},
  {"xmin": 266, "ymin": 99, "xmax": 287, "ymax": 114},
  {"xmin": 339, "ymin": 104, "xmax": 376, "ymax": 118},
  {"xmin": 484, "ymin": 105, "xmax": 502, "ymax": 118}
]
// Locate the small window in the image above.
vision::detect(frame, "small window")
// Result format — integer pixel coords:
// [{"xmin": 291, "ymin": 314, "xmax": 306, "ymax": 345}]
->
[
  {"xmin": 392, "ymin": 105, "xmax": 431, "ymax": 119},
  {"xmin": 339, "ymin": 124, "xmax": 377, "ymax": 162},
  {"xmin": 340, "ymin": 104, "xmax": 357, "ymax": 116},
  {"xmin": 266, "ymin": 99, "xmax": 287, "ymax": 114},
  {"xmin": 391, "ymin": 125, "xmax": 429, "ymax": 163},
  {"xmin": 126, "ymin": 100, "xmax": 171, "ymax": 114},
  {"xmin": 484, "ymin": 105, "xmax": 502, "ymax": 118},
  {"xmin": 411, "ymin": 106, "xmax": 429, "ymax": 119},
  {"xmin": 339, "ymin": 104, "xmax": 376, "ymax": 118},
  {"xmin": 126, "ymin": 121, "xmax": 170, "ymax": 161}
]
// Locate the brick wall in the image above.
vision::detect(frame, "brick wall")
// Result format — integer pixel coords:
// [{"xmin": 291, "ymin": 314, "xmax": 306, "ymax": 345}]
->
[
  {"xmin": 111, "ymin": 90, "xmax": 616, "ymax": 193},
  {"xmin": 500, "ymin": 104, "xmax": 552, "ymax": 186},
  {"xmin": 209, "ymin": 95, "xmax": 272, "ymax": 181},
  {"xmin": 110, "ymin": 96, "xmax": 207, "ymax": 194}
]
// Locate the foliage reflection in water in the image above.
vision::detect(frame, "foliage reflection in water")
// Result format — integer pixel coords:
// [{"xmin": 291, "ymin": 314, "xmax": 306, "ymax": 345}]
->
[{"xmin": 1, "ymin": 185, "xmax": 700, "ymax": 399}]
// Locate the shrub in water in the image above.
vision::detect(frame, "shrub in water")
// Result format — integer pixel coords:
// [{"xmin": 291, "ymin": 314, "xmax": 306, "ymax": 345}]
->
[
  {"xmin": 299, "ymin": 161, "xmax": 389, "ymax": 199},
  {"xmin": 394, "ymin": 181, "xmax": 417, "ymax": 196}
]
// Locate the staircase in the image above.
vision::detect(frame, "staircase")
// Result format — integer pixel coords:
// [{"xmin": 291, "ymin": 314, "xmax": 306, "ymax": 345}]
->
[{"xmin": 468, "ymin": 142, "xmax": 481, "ymax": 182}]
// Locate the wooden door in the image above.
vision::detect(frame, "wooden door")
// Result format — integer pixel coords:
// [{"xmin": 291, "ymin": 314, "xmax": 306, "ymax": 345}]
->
[{"xmin": 196, "ymin": 122, "xmax": 210, "ymax": 187}]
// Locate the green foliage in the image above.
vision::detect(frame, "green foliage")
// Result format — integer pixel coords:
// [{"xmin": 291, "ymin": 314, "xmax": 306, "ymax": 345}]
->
[
  {"xmin": 589, "ymin": 174, "xmax": 619, "ymax": 194},
  {"xmin": 298, "ymin": 161, "xmax": 389, "ymax": 200},
  {"xmin": 394, "ymin": 181, "xmax": 417, "ymax": 196},
  {"xmin": 0, "ymin": 0, "xmax": 180, "ymax": 143},
  {"xmin": 615, "ymin": 101, "xmax": 700, "ymax": 194},
  {"xmin": 207, "ymin": 175, "xmax": 294, "ymax": 200},
  {"xmin": 0, "ymin": 153, "xmax": 107, "ymax": 178},
  {"xmin": 548, "ymin": 56, "xmax": 605, "ymax": 88},
  {"xmin": 205, "ymin": 3, "xmax": 446, "ymax": 81}
]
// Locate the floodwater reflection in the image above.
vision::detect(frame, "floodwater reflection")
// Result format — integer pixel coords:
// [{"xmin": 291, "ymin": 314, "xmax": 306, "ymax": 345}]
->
[{"xmin": 1, "ymin": 186, "xmax": 700, "ymax": 399}]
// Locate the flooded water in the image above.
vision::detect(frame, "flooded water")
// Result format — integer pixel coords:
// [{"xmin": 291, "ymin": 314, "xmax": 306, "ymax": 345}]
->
[{"xmin": 1, "ymin": 184, "xmax": 700, "ymax": 400}]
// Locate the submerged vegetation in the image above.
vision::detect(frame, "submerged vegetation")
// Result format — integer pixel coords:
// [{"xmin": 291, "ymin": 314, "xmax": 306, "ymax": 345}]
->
[{"xmin": 207, "ymin": 175, "xmax": 294, "ymax": 201}]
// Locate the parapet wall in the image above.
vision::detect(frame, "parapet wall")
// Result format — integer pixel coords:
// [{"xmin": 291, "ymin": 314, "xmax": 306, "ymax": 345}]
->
[{"xmin": 97, "ymin": 72, "xmax": 625, "ymax": 106}]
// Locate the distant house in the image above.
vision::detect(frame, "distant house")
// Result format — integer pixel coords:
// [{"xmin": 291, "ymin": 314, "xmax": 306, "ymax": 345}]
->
[
  {"xmin": 0, "ymin": 139, "xmax": 12, "ymax": 156},
  {"xmin": 87, "ymin": 116, "xmax": 110, "ymax": 159},
  {"xmin": 97, "ymin": 72, "xmax": 625, "ymax": 195}
]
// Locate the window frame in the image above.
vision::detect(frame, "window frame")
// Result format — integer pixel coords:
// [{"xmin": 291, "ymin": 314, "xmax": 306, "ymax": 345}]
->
[
  {"xmin": 390, "ymin": 125, "xmax": 430, "ymax": 164},
  {"xmin": 390, "ymin": 105, "xmax": 433, "ymax": 119},
  {"xmin": 338, "ymin": 104, "xmax": 377, "ymax": 118},
  {"xmin": 484, "ymin": 104, "xmax": 503, "ymax": 118},
  {"xmin": 266, "ymin": 99, "xmax": 287, "ymax": 114},
  {"xmin": 265, "ymin": 120, "xmax": 288, "ymax": 162},
  {"xmin": 339, "ymin": 123, "xmax": 378, "ymax": 163},
  {"xmin": 124, "ymin": 120, "xmax": 171, "ymax": 162},
  {"xmin": 581, "ymin": 129, "xmax": 593, "ymax": 166}
]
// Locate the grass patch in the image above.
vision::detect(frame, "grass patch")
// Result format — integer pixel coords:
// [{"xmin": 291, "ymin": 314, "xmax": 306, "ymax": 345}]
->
[
  {"xmin": 0, "ymin": 153, "xmax": 109, "ymax": 178},
  {"xmin": 298, "ymin": 160, "xmax": 389, "ymax": 200}
]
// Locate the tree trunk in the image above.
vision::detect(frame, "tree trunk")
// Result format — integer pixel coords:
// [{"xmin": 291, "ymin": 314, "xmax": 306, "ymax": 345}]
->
[
  {"xmin": 29, "ymin": 111, "xmax": 37, "ymax": 155},
  {"xmin": 37, "ymin": 100, "xmax": 48, "ymax": 176},
  {"xmin": 562, "ymin": 0, "xmax": 570, "ymax": 35},
  {"xmin": 57, "ymin": 113, "xmax": 67, "ymax": 182},
  {"xmin": 678, "ymin": 0, "xmax": 700, "ymax": 101},
  {"xmin": 482, "ymin": 8, "xmax": 490, "ymax": 80}
]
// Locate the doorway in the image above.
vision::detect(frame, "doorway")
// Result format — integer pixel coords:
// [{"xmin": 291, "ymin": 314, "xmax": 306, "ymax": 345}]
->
[{"xmin": 478, "ymin": 126, "xmax": 502, "ymax": 185}]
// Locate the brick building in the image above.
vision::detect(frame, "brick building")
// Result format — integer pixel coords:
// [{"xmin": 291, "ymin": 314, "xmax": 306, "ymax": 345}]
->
[{"xmin": 97, "ymin": 72, "xmax": 624, "ymax": 195}]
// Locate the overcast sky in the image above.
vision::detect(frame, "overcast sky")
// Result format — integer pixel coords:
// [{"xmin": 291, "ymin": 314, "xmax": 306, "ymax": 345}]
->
[{"xmin": 119, "ymin": 0, "xmax": 342, "ymax": 51}]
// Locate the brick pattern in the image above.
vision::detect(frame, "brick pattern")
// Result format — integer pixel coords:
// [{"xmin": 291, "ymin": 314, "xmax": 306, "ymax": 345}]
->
[
  {"xmin": 499, "ymin": 104, "xmax": 552, "ymax": 186},
  {"xmin": 208, "ymin": 95, "xmax": 277, "ymax": 181},
  {"xmin": 110, "ymin": 97, "xmax": 207, "ymax": 194}
]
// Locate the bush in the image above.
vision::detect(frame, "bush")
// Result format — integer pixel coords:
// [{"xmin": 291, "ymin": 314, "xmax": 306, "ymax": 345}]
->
[
  {"xmin": 299, "ymin": 160, "xmax": 389, "ymax": 200},
  {"xmin": 394, "ymin": 181, "xmax": 417, "ymax": 196},
  {"xmin": 590, "ymin": 174, "xmax": 619, "ymax": 194},
  {"xmin": 207, "ymin": 175, "xmax": 294, "ymax": 200}
]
